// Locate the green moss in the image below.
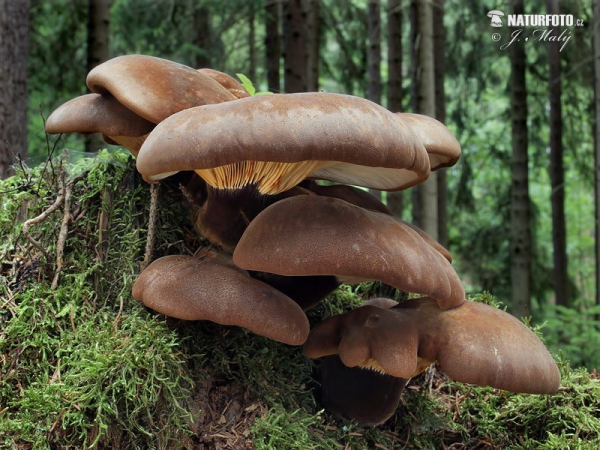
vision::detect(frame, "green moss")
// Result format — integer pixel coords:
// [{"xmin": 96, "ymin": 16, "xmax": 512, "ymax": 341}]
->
[{"xmin": 1, "ymin": 151, "xmax": 599, "ymax": 449}]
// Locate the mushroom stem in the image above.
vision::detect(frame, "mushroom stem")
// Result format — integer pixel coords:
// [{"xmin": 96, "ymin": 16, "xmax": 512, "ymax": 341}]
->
[
  {"xmin": 142, "ymin": 182, "xmax": 159, "ymax": 270},
  {"xmin": 194, "ymin": 184, "xmax": 309, "ymax": 252}
]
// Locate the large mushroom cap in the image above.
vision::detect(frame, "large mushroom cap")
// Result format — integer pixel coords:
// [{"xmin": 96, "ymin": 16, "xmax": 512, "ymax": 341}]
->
[
  {"xmin": 132, "ymin": 254, "xmax": 309, "ymax": 345},
  {"xmin": 304, "ymin": 297, "xmax": 561, "ymax": 394},
  {"xmin": 87, "ymin": 54, "xmax": 236, "ymax": 124},
  {"xmin": 136, "ymin": 92, "xmax": 448, "ymax": 193},
  {"xmin": 233, "ymin": 195, "xmax": 464, "ymax": 309},
  {"xmin": 45, "ymin": 93, "xmax": 155, "ymax": 156}
]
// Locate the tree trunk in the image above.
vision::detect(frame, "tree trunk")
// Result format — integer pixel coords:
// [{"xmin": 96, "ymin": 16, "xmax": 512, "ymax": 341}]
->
[
  {"xmin": 86, "ymin": 0, "xmax": 111, "ymax": 153},
  {"xmin": 594, "ymin": 0, "xmax": 600, "ymax": 312},
  {"xmin": 0, "ymin": 0, "xmax": 29, "ymax": 179},
  {"xmin": 367, "ymin": 0, "xmax": 382, "ymax": 201},
  {"xmin": 411, "ymin": 0, "xmax": 438, "ymax": 240},
  {"xmin": 367, "ymin": 0, "xmax": 381, "ymax": 104},
  {"xmin": 248, "ymin": 1, "xmax": 257, "ymax": 83},
  {"xmin": 547, "ymin": 0, "xmax": 568, "ymax": 308},
  {"xmin": 283, "ymin": 0, "xmax": 307, "ymax": 93},
  {"xmin": 433, "ymin": 0, "xmax": 448, "ymax": 248},
  {"xmin": 509, "ymin": 0, "xmax": 531, "ymax": 318},
  {"xmin": 306, "ymin": 0, "xmax": 320, "ymax": 92},
  {"xmin": 193, "ymin": 5, "xmax": 211, "ymax": 69},
  {"xmin": 265, "ymin": 0, "xmax": 281, "ymax": 93},
  {"xmin": 385, "ymin": 0, "xmax": 403, "ymax": 217}
]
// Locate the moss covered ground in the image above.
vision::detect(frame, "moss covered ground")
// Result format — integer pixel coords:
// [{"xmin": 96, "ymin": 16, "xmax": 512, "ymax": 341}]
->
[{"xmin": 0, "ymin": 151, "xmax": 599, "ymax": 449}]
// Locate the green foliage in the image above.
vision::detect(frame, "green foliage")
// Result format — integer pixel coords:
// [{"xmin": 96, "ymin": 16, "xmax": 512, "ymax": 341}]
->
[
  {"xmin": 252, "ymin": 407, "xmax": 340, "ymax": 450},
  {"xmin": 541, "ymin": 305, "xmax": 600, "ymax": 370},
  {"xmin": 236, "ymin": 73, "xmax": 273, "ymax": 96}
]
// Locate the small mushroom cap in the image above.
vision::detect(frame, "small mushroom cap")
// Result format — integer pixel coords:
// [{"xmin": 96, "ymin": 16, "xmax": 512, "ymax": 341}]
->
[
  {"xmin": 87, "ymin": 54, "xmax": 236, "ymax": 124},
  {"xmin": 45, "ymin": 93, "xmax": 155, "ymax": 155},
  {"xmin": 315, "ymin": 297, "xmax": 406, "ymax": 425},
  {"xmin": 304, "ymin": 297, "xmax": 561, "ymax": 394},
  {"xmin": 487, "ymin": 10, "xmax": 505, "ymax": 16},
  {"xmin": 197, "ymin": 68, "xmax": 251, "ymax": 99},
  {"xmin": 233, "ymin": 195, "xmax": 464, "ymax": 309},
  {"xmin": 132, "ymin": 254, "xmax": 309, "ymax": 345},
  {"xmin": 136, "ymin": 92, "xmax": 437, "ymax": 192}
]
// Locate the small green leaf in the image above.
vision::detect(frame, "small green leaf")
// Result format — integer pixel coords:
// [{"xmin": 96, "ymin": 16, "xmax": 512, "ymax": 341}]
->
[{"xmin": 236, "ymin": 73, "xmax": 256, "ymax": 96}]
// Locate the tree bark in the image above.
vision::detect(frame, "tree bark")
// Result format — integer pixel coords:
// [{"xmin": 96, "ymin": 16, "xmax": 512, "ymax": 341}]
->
[
  {"xmin": 411, "ymin": 0, "xmax": 438, "ymax": 240},
  {"xmin": 547, "ymin": 0, "xmax": 568, "ymax": 308},
  {"xmin": 386, "ymin": 0, "xmax": 403, "ymax": 217},
  {"xmin": 86, "ymin": 0, "xmax": 111, "ymax": 153},
  {"xmin": 0, "ymin": 0, "xmax": 29, "ymax": 178},
  {"xmin": 306, "ymin": 0, "xmax": 320, "ymax": 92},
  {"xmin": 193, "ymin": 4, "xmax": 212, "ymax": 69},
  {"xmin": 265, "ymin": 0, "xmax": 281, "ymax": 93},
  {"xmin": 433, "ymin": 0, "xmax": 448, "ymax": 248},
  {"xmin": 509, "ymin": 0, "xmax": 531, "ymax": 318},
  {"xmin": 367, "ymin": 0, "xmax": 382, "ymax": 201},
  {"xmin": 283, "ymin": 0, "xmax": 308, "ymax": 93},
  {"xmin": 248, "ymin": 1, "xmax": 257, "ymax": 83},
  {"xmin": 367, "ymin": 0, "xmax": 381, "ymax": 104},
  {"xmin": 594, "ymin": 0, "xmax": 600, "ymax": 312}
]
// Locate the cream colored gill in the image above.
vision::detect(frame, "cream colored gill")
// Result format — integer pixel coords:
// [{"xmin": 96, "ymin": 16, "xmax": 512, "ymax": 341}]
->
[
  {"xmin": 194, "ymin": 160, "xmax": 335, "ymax": 195},
  {"xmin": 359, "ymin": 357, "xmax": 435, "ymax": 378}
]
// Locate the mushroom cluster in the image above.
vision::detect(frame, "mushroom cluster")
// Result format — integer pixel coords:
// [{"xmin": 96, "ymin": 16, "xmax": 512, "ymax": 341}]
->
[{"xmin": 46, "ymin": 54, "xmax": 560, "ymax": 425}]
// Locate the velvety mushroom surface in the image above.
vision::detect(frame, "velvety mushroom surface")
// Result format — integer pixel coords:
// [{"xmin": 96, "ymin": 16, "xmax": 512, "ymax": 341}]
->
[
  {"xmin": 87, "ymin": 54, "xmax": 236, "ymax": 124},
  {"xmin": 136, "ymin": 92, "xmax": 456, "ymax": 192},
  {"xmin": 46, "ymin": 55, "xmax": 239, "ymax": 157},
  {"xmin": 132, "ymin": 254, "xmax": 309, "ymax": 345},
  {"xmin": 45, "ymin": 93, "xmax": 155, "ymax": 156},
  {"xmin": 233, "ymin": 195, "xmax": 464, "ymax": 309},
  {"xmin": 304, "ymin": 297, "xmax": 561, "ymax": 394}
]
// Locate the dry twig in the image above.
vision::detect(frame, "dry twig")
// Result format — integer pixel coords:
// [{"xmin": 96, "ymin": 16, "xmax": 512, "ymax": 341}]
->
[{"xmin": 142, "ymin": 182, "xmax": 160, "ymax": 270}]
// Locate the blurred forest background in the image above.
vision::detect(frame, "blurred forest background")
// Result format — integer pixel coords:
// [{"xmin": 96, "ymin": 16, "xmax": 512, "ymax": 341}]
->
[{"xmin": 0, "ymin": 0, "xmax": 597, "ymax": 367}]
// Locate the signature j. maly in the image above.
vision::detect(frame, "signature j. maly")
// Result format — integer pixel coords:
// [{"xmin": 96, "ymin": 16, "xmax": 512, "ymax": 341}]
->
[{"xmin": 500, "ymin": 28, "xmax": 573, "ymax": 52}]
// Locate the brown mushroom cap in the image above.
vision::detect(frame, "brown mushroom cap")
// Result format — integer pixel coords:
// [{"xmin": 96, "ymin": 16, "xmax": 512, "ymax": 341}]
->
[
  {"xmin": 197, "ymin": 68, "xmax": 251, "ymax": 99},
  {"xmin": 398, "ymin": 113, "xmax": 461, "ymax": 170},
  {"xmin": 132, "ymin": 254, "xmax": 309, "ymax": 345},
  {"xmin": 233, "ymin": 195, "xmax": 464, "ymax": 309},
  {"xmin": 303, "ymin": 181, "xmax": 453, "ymax": 262},
  {"xmin": 87, "ymin": 54, "xmax": 237, "ymax": 124},
  {"xmin": 136, "ymin": 92, "xmax": 442, "ymax": 193},
  {"xmin": 45, "ymin": 93, "xmax": 155, "ymax": 156},
  {"xmin": 304, "ymin": 297, "xmax": 561, "ymax": 394}
]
